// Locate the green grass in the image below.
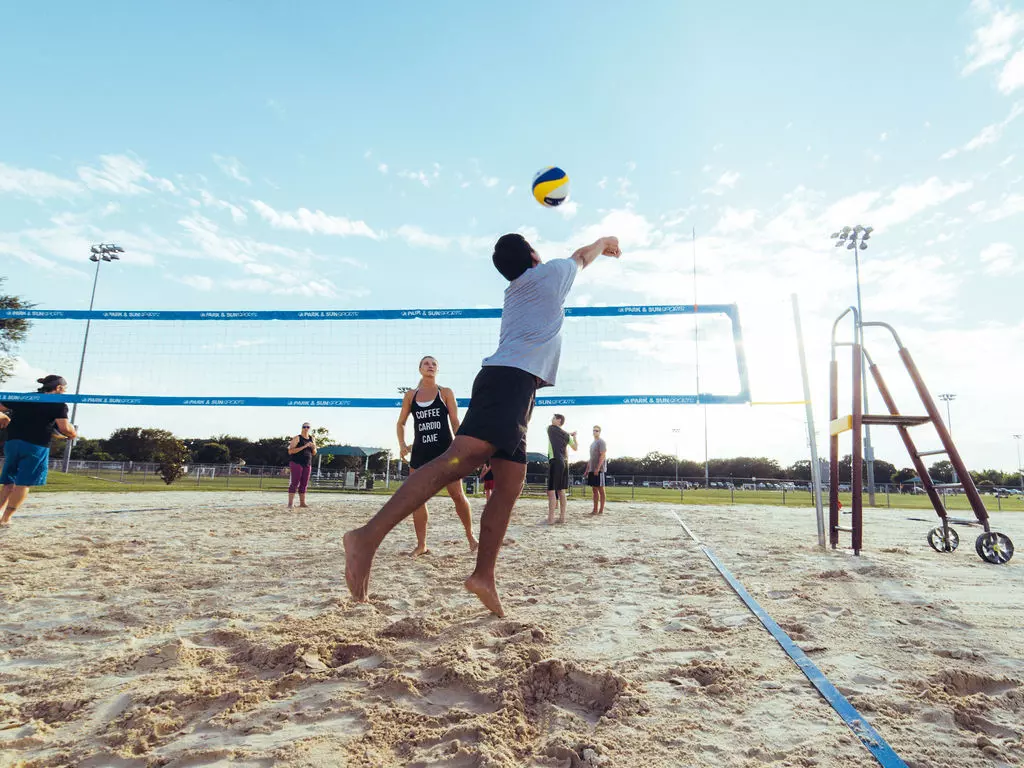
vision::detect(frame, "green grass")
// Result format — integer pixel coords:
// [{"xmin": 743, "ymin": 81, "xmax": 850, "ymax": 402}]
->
[{"xmin": 33, "ymin": 471, "xmax": 1024, "ymax": 513}]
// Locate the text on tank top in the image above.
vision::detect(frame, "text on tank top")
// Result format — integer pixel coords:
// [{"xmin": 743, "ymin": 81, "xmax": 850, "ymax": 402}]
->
[{"xmin": 412, "ymin": 389, "xmax": 451, "ymax": 448}]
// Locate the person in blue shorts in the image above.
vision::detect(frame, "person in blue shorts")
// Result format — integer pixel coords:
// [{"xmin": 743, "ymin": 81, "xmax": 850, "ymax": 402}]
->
[
  {"xmin": 344, "ymin": 232, "xmax": 621, "ymax": 616},
  {"xmin": 0, "ymin": 374, "xmax": 78, "ymax": 527}
]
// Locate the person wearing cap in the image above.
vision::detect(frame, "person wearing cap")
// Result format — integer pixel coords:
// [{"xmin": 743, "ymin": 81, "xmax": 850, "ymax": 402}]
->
[
  {"xmin": 286, "ymin": 422, "xmax": 317, "ymax": 508},
  {"xmin": 0, "ymin": 375, "xmax": 78, "ymax": 526},
  {"xmin": 343, "ymin": 233, "xmax": 621, "ymax": 617}
]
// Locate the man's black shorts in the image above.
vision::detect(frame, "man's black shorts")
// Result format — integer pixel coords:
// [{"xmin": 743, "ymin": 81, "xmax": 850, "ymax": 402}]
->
[
  {"xmin": 587, "ymin": 471, "xmax": 606, "ymax": 488},
  {"xmin": 547, "ymin": 458, "xmax": 569, "ymax": 491},
  {"xmin": 457, "ymin": 366, "xmax": 537, "ymax": 464}
]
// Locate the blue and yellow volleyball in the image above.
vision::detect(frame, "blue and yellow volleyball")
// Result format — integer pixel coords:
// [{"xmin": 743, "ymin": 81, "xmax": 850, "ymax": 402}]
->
[{"xmin": 532, "ymin": 166, "xmax": 570, "ymax": 208}]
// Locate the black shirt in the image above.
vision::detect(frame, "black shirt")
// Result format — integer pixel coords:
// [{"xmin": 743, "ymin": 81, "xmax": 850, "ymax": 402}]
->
[
  {"xmin": 291, "ymin": 434, "xmax": 314, "ymax": 467},
  {"xmin": 2, "ymin": 401, "xmax": 69, "ymax": 448},
  {"xmin": 411, "ymin": 389, "xmax": 453, "ymax": 462},
  {"xmin": 547, "ymin": 424, "xmax": 571, "ymax": 463}
]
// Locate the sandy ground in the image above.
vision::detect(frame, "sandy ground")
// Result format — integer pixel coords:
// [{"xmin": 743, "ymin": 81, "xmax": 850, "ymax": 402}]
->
[{"xmin": 0, "ymin": 491, "xmax": 1022, "ymax": 768}]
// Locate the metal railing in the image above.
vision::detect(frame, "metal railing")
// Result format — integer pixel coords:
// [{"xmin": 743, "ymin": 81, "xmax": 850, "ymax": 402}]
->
[{"xmin": 17, "ymin": 458, "xmax": 1024, "ymax": 509}]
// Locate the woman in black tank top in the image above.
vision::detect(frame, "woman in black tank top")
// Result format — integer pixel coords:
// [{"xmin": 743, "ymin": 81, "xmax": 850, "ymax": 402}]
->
[{"xmin": 397, "ymin": 355, "xmax": 477, "ymax": 556}]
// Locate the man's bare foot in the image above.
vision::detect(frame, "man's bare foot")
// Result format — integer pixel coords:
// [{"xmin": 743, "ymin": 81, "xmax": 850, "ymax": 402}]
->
[
  {"xmin": 299, "ymin": 504, "xmax": 310, "ymax": 508},
  {"xmin": 467, "ymin": 537, "xmax": 479, "ymax": 553},
  {"xmin": 465, "ymin": 574, "xmax": 504, "ymax": 617},
  {"xmin": 557, "ymin": 517, "xmax": 566, "ymax": 524},
  {"xmin": 409, "ymin": 545, "xmax": 430, "ymax": 557},
  {"xmin": 343, "ymin": 529, "xmax": 373, "ymax": 602}
]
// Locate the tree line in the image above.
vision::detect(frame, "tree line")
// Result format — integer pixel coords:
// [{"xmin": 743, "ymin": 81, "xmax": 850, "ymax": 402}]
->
[{"xmin": 20, "ymin": 429, "xmax": 1019, "ymax": 489}]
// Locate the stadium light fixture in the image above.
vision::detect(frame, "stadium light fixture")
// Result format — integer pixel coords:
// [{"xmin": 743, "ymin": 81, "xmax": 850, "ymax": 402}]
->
[
  {"xmin": 829, "ymin": 223, "xmax": 877, "ymax": 505},
  {"xmin": 62, "ymin": 243, "xmax": 125, "ymax": 473},
  {"xmin": 939, "ymin": 394, "xmax": 957, "ymax": 483}
]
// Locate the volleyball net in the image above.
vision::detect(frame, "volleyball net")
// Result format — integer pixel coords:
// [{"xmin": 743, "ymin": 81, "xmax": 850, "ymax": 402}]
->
[{"xmin": 0, "ymin": 304, "xmax": 750, "ymax": 408}]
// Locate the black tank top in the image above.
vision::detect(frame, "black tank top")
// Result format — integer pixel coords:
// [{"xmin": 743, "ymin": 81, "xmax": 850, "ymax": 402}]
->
[
  {"xmin": 292, "ymin": 434, "xmax": 314, "ymax": 467},
  {"xmin": 411, "ymin": 389, "xmax": 452, "ymax": 463}
]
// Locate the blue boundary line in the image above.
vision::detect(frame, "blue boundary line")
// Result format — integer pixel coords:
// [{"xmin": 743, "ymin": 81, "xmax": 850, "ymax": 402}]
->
[
  {"xmin": 0, "ymin": 392, "xmax": 751, "ymax": 407},
  {"xmin": 672, "ymin": 513, "xmax": 908, "ymax": 768}
]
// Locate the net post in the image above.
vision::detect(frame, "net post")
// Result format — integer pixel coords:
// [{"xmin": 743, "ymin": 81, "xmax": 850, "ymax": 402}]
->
[{"xmin": 792, "ymin": 294, "xmax": 825, "ymax": 549}]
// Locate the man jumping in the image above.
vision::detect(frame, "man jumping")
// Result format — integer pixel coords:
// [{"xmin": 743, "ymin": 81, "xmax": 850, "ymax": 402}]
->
[{"xmin": 342, "ymin": 233, "xmax": 621, "ymax": 616}]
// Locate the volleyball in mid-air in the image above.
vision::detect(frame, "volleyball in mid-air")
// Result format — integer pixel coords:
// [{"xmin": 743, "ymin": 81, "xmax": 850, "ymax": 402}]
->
[{"xmin": 532, "ymin": 166, "xmax": 570, "ymax": 208}]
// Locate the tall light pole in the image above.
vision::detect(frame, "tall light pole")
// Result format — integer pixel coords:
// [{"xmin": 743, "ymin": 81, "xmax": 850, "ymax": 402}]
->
[
  {"xmin": 672, "ymin": 428, "xmax": 680, "ymax": 485},
  {"xmin": 62, "ymin": 243, "xmax": 124, "ymax": 472},
  {"xmin": 1014, "ymin": 434, "xmax": 1023, "ymax": 491},
  {"xmin": 830, "ymin": 224, "xmax": 876, "ymax": 505},
  {"xmin": 938, "ymin": 393, "xmax": 957, "ymax": 483}
]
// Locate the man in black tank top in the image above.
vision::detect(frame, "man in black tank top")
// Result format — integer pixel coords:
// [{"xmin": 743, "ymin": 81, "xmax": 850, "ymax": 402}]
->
[{"xmin": 396, "ymin": 356, "xmax": 477, "ymax": 556}]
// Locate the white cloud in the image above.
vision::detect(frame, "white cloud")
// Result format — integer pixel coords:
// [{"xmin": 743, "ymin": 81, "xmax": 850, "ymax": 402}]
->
[
  {"xmin": 999, "ymin": 48, "xmax": 1024, "ymax": 92},
  {"xmin": 76, "ymin": 154, "xmax": 176, "ymax": 195},
  {"xmin": 199, "ymin": 190, "xmax": 248, "ymax": 224},
  {"xmin": 212, "ymin": 155, "xmax": 251, "ymax": 185},
  {"xmin": 869, "ymin": 177, "xmax": 974, "ymax": 229},
  {"xmin": 178, "ymin": 274, "xmax": 214, "ymax": 291},
  {"xmin": 962, "ymin": 2, "xmax": 1024, "ymax": 76},
  {"xmin": 626, "ymin": 160, "xmax": 637, "ymax": 172},
  {"xmin": 943, "ymin": 102, "xmax": 1024, "ymax": 159},
  {"xmin": 616, "ymin": 176, "xmax": 638, "ymax": 201},
  {"xmin": 393, "ymin": 224, "xmax": 492, "ymax": 253},
  {"xmin": 0, "ymin": 162, "xmax": 82, "ymax": 198},
  {"xmin": 398, "ymin": 169, "xmax": 430, "ymax": 187},
  {"xmin": 979, "ymin": 242, "xmax": 1019, "ymax": 274},
  {"xmin": 394, "ymin": 225, "xmax": 451, "ymax": 249},
  {"xmin": 1000, "ymin": 154, "xmax": 1016, "ymax": 165},
  {"xmin": 597, "ymin": 177, "xmax": 608, "ymax": 190},
  {"xmin": 702, "ymin": 170, "xmax": 740, "ymax": 196},
  {"xmin": 968, "ymin": 200, "xmax": 988, "ymax": 213},
  {"xmin": 712, "ymin": 207, "xmax": 759, "ymax": 234},
  {"xmin": 879, "ymin": 132, "xmax": 888, "ymax": 141},
  {"xmin": 557, "ymin": 200, "xmax": 580, "ymax": 220},
  {"xmin": 506, "ymin": 185, "xmax": 516, "ymax": 196},
  {"xmin": 250, "ymin": 200, "xmax": 378, "ymax": 238},
  {"xmin": 482, "ymin": 176, "xmax": 499, "ymax": 188},
  {"xmin": 377, "ymin": 163, "xmax": 388, "ymax": 174},
  {"xmin": 983, "ymin": 192, "xmax": 1024, "ymax": 219}
]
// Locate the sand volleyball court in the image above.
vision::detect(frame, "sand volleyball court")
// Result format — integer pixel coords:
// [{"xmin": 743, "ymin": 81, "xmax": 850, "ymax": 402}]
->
[{"xmin": 1, "ymin": 492, "xmax": 1021, "ymax": 767}]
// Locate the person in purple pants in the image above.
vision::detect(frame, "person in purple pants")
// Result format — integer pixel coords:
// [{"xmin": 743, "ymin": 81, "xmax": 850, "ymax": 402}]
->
[{"xmin": 287, "ymin": 422, "xmax": 316, "ymax": 508}]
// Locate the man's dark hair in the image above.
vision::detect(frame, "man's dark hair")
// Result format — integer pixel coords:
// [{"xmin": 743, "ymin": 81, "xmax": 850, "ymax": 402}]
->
[
  {"xmin": 553, "ymin": 413, "xmax": 565, "ymax": 425},
  {"xmin": 492, "ymin": 233, "xmax": 534, "ymax": 282},
  {"xmin": 36, "ymin": 374, "xmax": 66, "ymax": 393}
]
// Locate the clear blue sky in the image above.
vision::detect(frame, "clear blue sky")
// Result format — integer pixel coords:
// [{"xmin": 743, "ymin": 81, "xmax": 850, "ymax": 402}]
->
[{"xmin": 2, "ymin": 1, "xmax": 1022, "ymax": 472}]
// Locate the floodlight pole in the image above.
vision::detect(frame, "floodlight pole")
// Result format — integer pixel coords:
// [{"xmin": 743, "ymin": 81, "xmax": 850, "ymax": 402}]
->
[
  {"xmin": 672, "ymin": 428, "xmax": 680, "ymax": 485},
  {"xmin": 62, "ymin": 244, "xmax": 123, "ymax": 473},
  {"xmin": 831, "ymin": 225, "xmax": 877, "ymax": 505},
  {"xmin": 939, "ymin": 394, "xmax": 956, "ymax": 483},
  {"xmin": 1014, "ymin": 435, "xmax": 1023, "ymax": 490}
]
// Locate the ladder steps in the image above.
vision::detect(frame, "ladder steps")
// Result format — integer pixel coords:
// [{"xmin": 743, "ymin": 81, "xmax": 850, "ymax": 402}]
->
[
  {"xmin": 862, "ymin": 414, "xmax": 931, "ymax": 427},
  {"xmin": 916, "ymin": 448, "xmax": 949, "ymax": 458}
]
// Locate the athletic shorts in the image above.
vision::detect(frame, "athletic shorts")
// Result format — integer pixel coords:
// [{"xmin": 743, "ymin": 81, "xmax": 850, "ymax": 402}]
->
[
  {"xmin": 548, "ymin": 458, "xmax": 569, "ymax": 491},
  {"xmin": 587, "ymin": 471, "xmax": 606, "ymax": 488},
  {"xmin": 0, "ymin": 439, "xmax": 50, "ymax": 487},
  {"xmin": 484, "ymin": 479, "xmax": 495, "ymax": 491},
  {"xmin": 410, "ymin": 441, "xmax": 451, "ymax": 470},
  {"xmin": 457, "ymin": 366, "xmax": 537, "ymax": 464}
]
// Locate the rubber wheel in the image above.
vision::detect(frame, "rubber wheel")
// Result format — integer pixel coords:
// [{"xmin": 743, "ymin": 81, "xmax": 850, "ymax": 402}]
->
[
  {"xmin": 975, "ymin": 532, "xmax": 1014, "ymax": 564},
  {"xmin": 927, "ymin": 526, "xmax": 959, "ymax": 553}
]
